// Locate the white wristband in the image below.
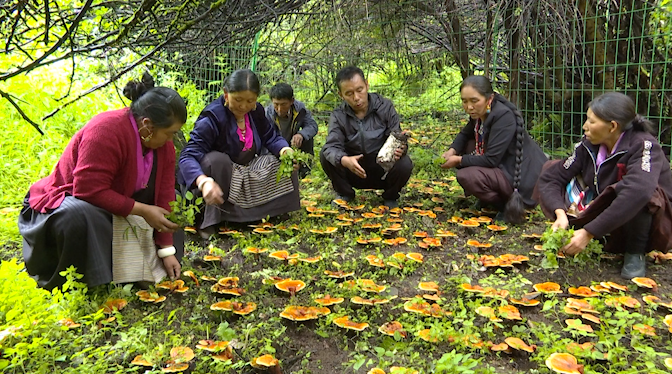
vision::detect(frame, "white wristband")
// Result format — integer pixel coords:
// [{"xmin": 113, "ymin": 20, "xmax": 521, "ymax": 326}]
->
[
  {"xmin": 198, "ymin": 177, "xmax": 214, "ymax": 191},
  {"xmin": 280, "ymin": 147, "xmax": 292, "ymax": 156},
  {"xmin": 157, "ymin": 246, "xmax": 176, "ymax": 258}
]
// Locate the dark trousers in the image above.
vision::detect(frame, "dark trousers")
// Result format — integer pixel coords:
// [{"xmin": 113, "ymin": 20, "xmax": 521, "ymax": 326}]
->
[
  {"xmin": 456, "ymin": 166, "xmax": 513, "ymax": 205},
  {"xmin": 319, "ymin": 150, "xmax": 413, "ymax": 201}
]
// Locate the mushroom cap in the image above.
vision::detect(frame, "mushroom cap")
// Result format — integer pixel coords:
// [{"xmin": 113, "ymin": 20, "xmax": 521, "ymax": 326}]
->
[
  {"xmin": 504, "ymin": 337, "xmax": 535, "ymax": 353},
  {"xmin": 161, "ymin": 362, "xmax": 190, "ymax": 372},
  {"xmin": 631, "ymin": 277, "xmax": 657, "ymax": 290},
  {"xmin": 203, "ymin": 255, "xmax": 222, "ymax": 261},
  {"xmin": 210, "ymin": 301, "xmax": 233, "ymax": 311},
  {"xmin": 565, "ymin": 319, "xmax": 594, "ymax": 332},
  {"xmin": 244, "ymin": 247, "xmax": 268, "ymax": 254},
  {"xmin": 231, "ymin": 302, "xmax": 257, "ymax": 315},
  {"xmin": 182, "ymin": 270, "xmax": 200, "ymax": 287},
  {"xmin": 324, "ymin": 270, "xmax": 355, "ymax": 279},
  {"xmin": 211, "ymin": 348, "xmax": 234, "ymax": 362},
  {"xmin": 269, "ymin": 250, "xmax": 291, "ymax": 260},
  {"xmin": 521, "ymin": 233, "xmax": 542, "ymax": 239},
  {"xmin": 253, "ymin": 227, "xmax": 274, "ymax": 234},
  {"xmin": 333, "ymin": 316, "xmax": 369, "ymax": 331},
  {"xmin": 358, "ymin": 279, "xmax": 387, "ymax": 293},
  {"xmin": 275, "ymin": 279, "xmax": 306, "ymax": 294},
  {"xmin": 136, "ymin": 290, "xmax": 166, "ymax": 303},
  {"xmin": 460, "ymin": 283, "xmax": 485, "ymax": 293},
  {"xmin": 170, "ymin": 346, "xmax": 195, "ymax": 363},
  {"xmin": 580, "ymin": 313, "xmax": 601, "ymax": 324},
  {"xmin": 362, "ymin": 222, "xmax": 383, "ymax": 229},
  {"xmin": 590, "ymin": 284, "xmax": 611, "ymax": 293},
  {"xmin": 367, "ymin": 369, "xmax": 386, "ymax": 374},
  {"xmin": 459, "ymin": 220, "xmax": 480, "ymax": 227},
  {"xmin": 196, "ymin": 340, "xmax": 230, "ymax": 352},
  {"xmin": 545, "ymin": 352, "xmax": 583, "ymax": 374},
  {"xmin": 403, "ymin": 299, "xmax": 431, "ymax": 316},
  {"xmin": 481, "ymin": 287, "xmax": 510, "ymax": 299},
  {"xmin": 298, "ymin": 256, "xmax": 323, "ymax": 263},
  {"xmin": 314, "ymin": 294, "xmax": 345, "ymax": 306},
  {"xmin": 509, "ymin": 298, "xmax": 541, "ymax": 307},
  {"xmin": 498, "ymin": 305, "xmax": 522, "ymax": 320},
  {"xmin": 391, "ymin": 252, "xmax": 407, "ymax": 261},
  {"xmin": 568, "ymin": 286, "xmax": 599, "ymax": 297},
  {"xmin": 131, "ymin": 355, "xmax": 154, "ymax": 366},
  {"xmin": 487, "ymin": 224, "xmax": 507, "ymax": 231},
  {"xmin": 378, "ymin": 321, "xmax": 406, "ymax": 338},
  {"xmin": 643, "ymin": 295, "xmax": 662, "ymax": 305},
  {"xmin": 632, "ymin": 323, "xmax": 656, "ymax": 336},
  {"xmin": 217, "ymin": 277, "xmax": 239, "ymax": 287},
  {"xmin": 665, "ymin": 358, "xmax": 672, "ymax": 370},
  {"xmin": 101, "ymin": 298, "xmax": 128, "ymax": 314},
  {"xmin": 617, "ymin": 296, "xmax": 641, "ymax": 309},
  {"xmin": 490, "ymin": 342, "xmax": 511, "ymax": 352},
  {"xmin": 383, "ymin": 237, "xmax": 407, "ymax": 246},
  {"xmin": 475, "ymin": 306, "xmax": 502, "ymax": 322},
  {"xmin": 416, "ymin": 328, "xmax": 440, "ymax": 342},
  {"xmin": 604, "ymin": 281, "xmax": 628, "ymax": 292},
  {"xmin": 413, "ymin": 231, "xmax": 428, "ymax": 238},
  {"xmin": 436, "ymin": 229, "xmax": 457, "ymax": 237},
  {"xmin": 418, "ymin": 281, "xmax": 440, "ymax": 292},
  {"xmin": 251, "ymin": 354, "xmax": 279, "ymax": 368},
  {"xmin": 365, "ymin": 255, "xmax": 386, "ymax": 267},
  {"xmin": 210, "ymin": 283, "xmax": 244, "ymax": 296},
  {"xmin": 533, "ymin": 282, "xmax": 562, "ymax": 293},
  {"xmin": 406, "ymin": 253, "xmax": 424, "ymax": 263}
]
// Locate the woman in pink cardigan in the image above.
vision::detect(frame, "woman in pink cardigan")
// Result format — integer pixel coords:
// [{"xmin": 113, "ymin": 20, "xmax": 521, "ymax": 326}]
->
[{"xmin": 19, "ymin": 74, "xmax": 187, "ymax": 289}]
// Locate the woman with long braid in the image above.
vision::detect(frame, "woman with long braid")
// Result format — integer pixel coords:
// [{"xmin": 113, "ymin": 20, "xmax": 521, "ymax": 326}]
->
[{"xmin": 441, "ymin": 76, "xmax": 547, "ymax": 223}]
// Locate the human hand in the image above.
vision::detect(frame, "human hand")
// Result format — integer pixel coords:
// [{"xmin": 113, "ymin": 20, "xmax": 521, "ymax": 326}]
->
[
  {"xmin": 551, "ymin": 209, "xmax": 569, "ymax": 232},
  {"xmin": 291, "ymin": 134, "xmax": 304, "ymax": 148},
  {"xmin": 441, "ymin": 155, "xmax": 461, "ymax": 169},
  {"xmin": 393, "ymin": 145, "xmax": 406, "ymax": 161},
  {"xmin": 201, "ymin": 179, "xmax": 224, "ymax": 205},
  {"xmin": 442, "ymin": 149, "xmax": 456, "ymax": 160},
  {"xmin": 341, "ymin": 154, "xmax": 367, "ymax": 179},
  {"xmin": 161, "ymin": 255, "xmax": 181, "ymax": 280},
  {"xmin": 559, "ymin": 228, "xmax": 593, "ymax": 256},
  {"xmin": 142, "ymin": 205, "xmax": 178, "ymax": 233}
]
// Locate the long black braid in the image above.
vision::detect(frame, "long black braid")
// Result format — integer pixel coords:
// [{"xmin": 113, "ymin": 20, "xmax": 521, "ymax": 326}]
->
[
  {"xmin": 493, "ymin": 93, "xmax": 526, "ymax": 224},
  {"xmin": 460, "ymin": 76, "xmax": 527, "ymax": 224}
]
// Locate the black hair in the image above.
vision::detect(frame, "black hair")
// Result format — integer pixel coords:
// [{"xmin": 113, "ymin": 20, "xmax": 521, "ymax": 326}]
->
[
  {"xmin": 269, "ymin": 83, "xmax": 294, "ymax": 100},
  {"xmin": 460, "ymin": 75, "xmax": 495, "ymax": 98},
  {"xmin": 588, "ymin": 92, "xmax": 654, "ymax": 134},
  {"xmin": 461, "ymin": 75, "xmax": 525, "ymax": 224},
  {"xmin": 224, "ymin": 69, "xmax": 261, "ymax": 95},
  {"xmin": 123, "ymin": 72, "xmax": 187, "ymax": 128},
  {"xmin": 335, "ymin": 66, "xmax": 366, "ymax": 91}
]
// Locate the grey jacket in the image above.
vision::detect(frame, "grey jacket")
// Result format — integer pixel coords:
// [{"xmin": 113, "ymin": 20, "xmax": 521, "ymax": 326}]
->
[
  {"xmin": 322, "ymin": 93, "xmax": 401, "ymax": 166},
  {"xmin": 264, "ymin": 100, "xmax": 319, "ymax": 142}
]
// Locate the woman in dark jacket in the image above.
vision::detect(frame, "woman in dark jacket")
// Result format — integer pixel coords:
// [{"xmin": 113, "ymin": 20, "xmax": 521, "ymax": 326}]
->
[
  {"xmin": 178, "ymin": 69, "xmax": 300, "ymax": 234},
  {"xmin": 441, "ymin": 76, "xmax": 547, "ymax": 223},
  {"xmin": 537, "ymin": 92, "xmax": 672, "ymax": 279}
]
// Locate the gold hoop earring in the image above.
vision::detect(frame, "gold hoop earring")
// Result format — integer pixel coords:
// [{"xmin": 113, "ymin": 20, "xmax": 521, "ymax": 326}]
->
[{"xmin": 139, "ymin": 127, "xmax": 153, "ymax": 142}]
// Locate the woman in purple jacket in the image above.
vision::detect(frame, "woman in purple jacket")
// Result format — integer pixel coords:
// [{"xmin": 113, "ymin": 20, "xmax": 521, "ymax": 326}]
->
[
  {"xmin": 178, "ymin": 69, "xmax": 300, "ymax": 235},
  {"xmin": 537, "ymin": 92, "xmax": 672, "ymax": 279}
]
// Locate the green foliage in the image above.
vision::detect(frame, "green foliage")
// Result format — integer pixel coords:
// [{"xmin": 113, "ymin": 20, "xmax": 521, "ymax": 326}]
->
[
  {"xmin": 166, "ymin": 191, "xmax": 203, "ymax": 227},
  {"xmin": 540, "ymin": 226, "xmax": 603, "ymax": 269},
  {"xmin": 434, "ymin": 350, "xmax": 494, "ymax": 374},
  {"xmin": 276, "ymin": 149, "xmax": 313, "ymax": 182}
]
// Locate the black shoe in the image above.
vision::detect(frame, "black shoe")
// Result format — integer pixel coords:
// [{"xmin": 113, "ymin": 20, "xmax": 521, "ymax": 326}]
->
[
  {"xmin": 621, "ymin": 253, "xmax": 646, "ymax": 279},
  {"xmin": 383, "ymin": 199, "xmax": 399, "ymax": 209}
]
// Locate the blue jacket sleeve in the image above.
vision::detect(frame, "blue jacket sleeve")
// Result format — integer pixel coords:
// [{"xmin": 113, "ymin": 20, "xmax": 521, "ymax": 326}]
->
[
  {"xmin": 253, "ymin": 104, "xmax": 289, "ymax": 156},
  {"xmin": 178, "ymin": 115, "xmax": 220, "ymax": 188}
]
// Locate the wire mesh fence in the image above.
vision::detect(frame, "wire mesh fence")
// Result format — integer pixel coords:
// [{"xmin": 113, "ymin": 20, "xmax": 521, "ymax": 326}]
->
[{"xmin": 178, "ymin": 0, "xmax": 672, "ymax": 158}]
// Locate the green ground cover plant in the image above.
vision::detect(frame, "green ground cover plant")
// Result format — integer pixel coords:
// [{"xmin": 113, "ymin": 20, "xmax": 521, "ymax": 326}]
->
[{"xmin": 2, "ymin": 62, "xmax": 672, "ymax": 374}]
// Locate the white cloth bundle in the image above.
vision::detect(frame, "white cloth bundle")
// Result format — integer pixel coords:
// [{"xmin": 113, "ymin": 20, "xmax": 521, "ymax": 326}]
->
[
  {"xmin": 376, "ymin": 131, "xmax": 409, "ymax": 180},
  {"xmin": 111, "ymin": 214, "xmax": 167, "ymax": 284}
]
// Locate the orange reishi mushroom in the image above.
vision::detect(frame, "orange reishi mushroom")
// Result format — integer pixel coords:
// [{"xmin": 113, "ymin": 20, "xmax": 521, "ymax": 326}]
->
[
  {"xmin": 632, "ymin": 323, "xmax": 656, "ymax": 336},
  {"xmin": 196, "ymin": 340, "xmax": 230, "ymax": 352},
  {"xmin": 251, "ymin": 354, "xmax": 279, "ymax": 368},
  {"xmin": 436, "ymin": 229, "xmax": 457, "ymax": 237},
  {"xmin": 315, "ymin": 294, "xmax": 345, "ymax": 306},
  {"xmin": 324, "ymin": 270, "xmax": 355, "ymax": 279},
  {"xmin": 498, "ymin": 305, "xmax": 522, "ymax": 320},
  {"xmin": 275, "ymin": 279, "xmax": 306, "ymax": 296},
  {"xmin": 509, "ymin": 298, "xmax": 541, "ymax": 307},
  {"xmin": 170, "ymin": 346, "xmax": 195, "ymax": 363},
  {"xmin": 210, "ymin": 301, "xmax": 233, "ymax": 311},
  {"xmin": 366, "ymin": 255, "xmax": 386, "ymax": 267},
  {"xmin": 182, "ymin": 270, "xmax": 200, "ymax": 287},
  {"xmin": 417, "ymin": 328, "xmax": 440, "ymax": 342},
  {"xmin": 565, "ymin": 319, "xmax": 594, "ymax": 332},
  {"xmin": 504, "ymin": 337, "xmax": 536, "ymax": 353},
  {"xmin": 545, "ymin": 352, "xmax": 584, "ymax": 374},
  {"xmin": 406, "ymin": 252, "xmax": 424, "ymax": 263},
  {"xmin": 130, "ymin": 355, "xmax": 154, "ymax": 366},
  {"xmin": 533, "ymin": 282, "xmax": 562, "ymax": 294},
  {"xmin": 631, "ymin": 277, "xmax": 658, "ymax": 291},
  {"xmin": 475, "ymin": 306, "xmax": 502, "ymax": 322},
  {"xmin": 231, "ymin": 301, "xmax": 257, "ymax": 315},
  {"xmin": 136, "ymin": 290, "xmax": 167, "ymax": 303},
  {"xmin": 487, "ymin": 224, "xmax": 507, "ymax": 232},
  {"xmin": 101, "ymin": 299, "xmax": 128, "ymax": 314},
  {"xmin": 418, "ymin": 281, "xmax": 440, "ymax": 292},
  {"xmin": 332, "ymin": 316, "xmax": 369, "ymax": 331},
  {"xmin": 378, "ymin": 321, "xmax": 407, "ymax": 338},
  {"xmin": 568, "ymin": 286, "xmax": 599, "ymax": 297}
]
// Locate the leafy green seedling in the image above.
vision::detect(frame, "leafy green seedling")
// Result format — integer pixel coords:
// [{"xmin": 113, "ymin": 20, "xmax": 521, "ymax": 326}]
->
[
  {"xmin": 166, "ymin": 191, "xmax": 203, "ymax": 227},
  {"xmin": 277, "ymin": 149, "xmax": 312, "ymax": 182}
]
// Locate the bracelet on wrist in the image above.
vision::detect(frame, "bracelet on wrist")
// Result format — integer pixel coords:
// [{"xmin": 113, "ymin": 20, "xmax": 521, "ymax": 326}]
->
[
  {"xmin": 198, "ymin": 177, "xmax": 214, "ymax": 191},
  {"xmin": 157, "ymin": 246, "xmax": 176, "ymax": 258}
]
